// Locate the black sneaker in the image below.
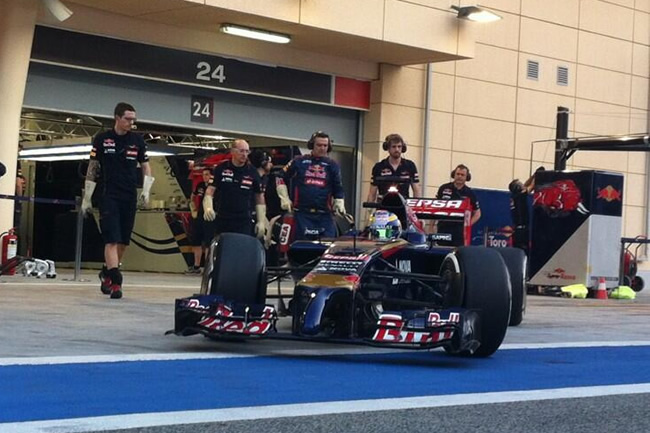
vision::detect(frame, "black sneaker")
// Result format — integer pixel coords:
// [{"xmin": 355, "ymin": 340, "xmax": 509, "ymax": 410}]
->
[
  {"xmin": 184, "ymin": 266, "xmax": 201, "ymax": 275},
  {"xmin": 109, "ymin": 284, "xmax": 123, "ymax": 299},
  {"xmin": 99, "ymin": 269, "xmax": 111, "ymax": 295}
]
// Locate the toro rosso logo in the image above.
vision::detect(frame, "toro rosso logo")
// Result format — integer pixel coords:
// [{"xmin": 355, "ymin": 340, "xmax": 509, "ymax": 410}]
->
[
  {"xmin": 596, "ymin": 185, "xmax": 622, "ymax": 202},
  {"xmin": 533, "ymin": 180, "xmax": 589, "ymax": 217},
  {"xmin": 546, "ymin": 268, "xmax": 576, "ymax": 281}
]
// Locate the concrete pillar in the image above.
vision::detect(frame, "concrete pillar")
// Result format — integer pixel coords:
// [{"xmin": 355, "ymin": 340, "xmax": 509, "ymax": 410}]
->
[{"xmin": 0, "ymin": 0, "xmax": 38, "ymax": 232}]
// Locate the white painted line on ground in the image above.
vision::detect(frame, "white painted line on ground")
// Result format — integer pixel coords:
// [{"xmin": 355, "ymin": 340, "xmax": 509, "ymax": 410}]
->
[
  {"xmin": 2, "ymin": 341, "xmax": 649, "ymax": 366},
  {"xmin": 501, "ymin": 340, "xmax": 650, "ymax": 349},
  {"xmin": 3, "ymin": 383, "xmax": 650, "ymax": 433}
]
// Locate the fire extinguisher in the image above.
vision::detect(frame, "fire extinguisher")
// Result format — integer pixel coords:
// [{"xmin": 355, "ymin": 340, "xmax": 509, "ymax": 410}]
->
[
  {"xmin": 1, "ymin": 229, "xmax": 18, "ymax": 275},
  {"xmin": 277, "ymin": 213, "xmax": 295, "ymax": 254}
]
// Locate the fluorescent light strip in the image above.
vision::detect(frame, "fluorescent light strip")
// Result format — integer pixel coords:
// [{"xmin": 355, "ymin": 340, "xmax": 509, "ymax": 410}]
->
[
  {"xmin": 220, "ymin": 24, "xmax": 290, "ymax": 44},
  {"xmin": 20, "ymin": 150, "xmax": 173, "ymax": 162},
  {"xmin": 20, "ymin": 145, "xmax": 92, "ymax": 156}
]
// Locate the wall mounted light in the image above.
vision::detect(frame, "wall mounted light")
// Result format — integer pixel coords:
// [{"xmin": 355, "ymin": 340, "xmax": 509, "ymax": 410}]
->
[
  {"xmin": 220, "ymin": 24, "xmax": 291, "ymax": 44},
  {"xmin": 451, "ymin": 5, "xmax": 501, "ymax": 23},
  {"xmin": 42, "ymin": 0, "xmax": 73, "ymax": 22}
]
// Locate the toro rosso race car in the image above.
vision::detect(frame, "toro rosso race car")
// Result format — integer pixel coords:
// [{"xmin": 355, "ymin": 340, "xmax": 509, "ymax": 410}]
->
[{"xmin": 168, "ymin": 187, "xmax": 526, "ymax": 358}]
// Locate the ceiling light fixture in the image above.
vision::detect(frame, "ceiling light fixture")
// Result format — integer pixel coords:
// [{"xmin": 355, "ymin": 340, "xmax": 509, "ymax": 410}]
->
[
  {"xmin": 451, "ymin": 5, "xmax": 502, "ymax": 23},
  {"xmin": 42, "ymin": 0, "xmax": 73, "ymax": 22},
  {"xmin": 220, "ymin": 24, "xmax": 291, "ymax": 44},
  {"xmin": 19, "ymin": 145, "xmax": 173, "ymax": 161}
]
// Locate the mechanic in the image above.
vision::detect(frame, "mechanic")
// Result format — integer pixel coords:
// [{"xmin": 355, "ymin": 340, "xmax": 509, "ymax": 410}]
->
[
  {"xmin": 509, "ymin": 166, "xmax": 543, "ymax": 254},
  {"xmin": 435, "ymin": 164, "xmax": 480, "ymax": 246},
  {"xmin": 250, "ymin": 149, "xmax": 283, "ymax": 265},
  {"xmin": 186, "ymin": 167, "xmax": 215, "ymax": 274},
  {"xmin": 203, "ymin": 139, "xmax": 268, "ymax": 240},
  {"xmin": 81, "ymin": 102, "xmax": 154, "ymax": 299},
  {"xmin": 367, "ymin": 133, "xmax": 421, "ymax": 202},
  {"xmin": 276, "ymin": 131, "xmax": 346, "ymax": 239}
]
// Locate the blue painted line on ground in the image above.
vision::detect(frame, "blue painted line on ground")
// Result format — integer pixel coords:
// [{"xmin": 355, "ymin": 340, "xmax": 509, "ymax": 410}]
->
[{"xmin": 1, "ymin": 346, "xmax": 650, "ymax": 423}]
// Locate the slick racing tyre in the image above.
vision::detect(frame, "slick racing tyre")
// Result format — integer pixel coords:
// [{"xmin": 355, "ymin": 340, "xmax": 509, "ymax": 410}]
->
[
  {"xmin": 441, "ymin": 247, "xmax": 511, "ymax": 357},
  {"xmin": 208, "ymin": 233, "xmax": 266, "ymax": 304},
  {"xmin": 494, "ymin": 247, "xmax": 527, "ymax": 326}
]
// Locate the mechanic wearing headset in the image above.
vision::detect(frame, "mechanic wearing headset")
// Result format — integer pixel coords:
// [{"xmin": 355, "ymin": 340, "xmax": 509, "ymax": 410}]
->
[
  {"xmin": 436, "ymin": 164, "xmax": 481, "ymax": 246},
  {"xmin": 276, "ymin": 131, "xmax": 346, "ymax": 239},
  {"xmin": 202, "ymin": 139, "xmax": 268, "ymax": 240},
  {"xmin": 367, "ymin": 133, "xmax": 421, "ymax": 202}
]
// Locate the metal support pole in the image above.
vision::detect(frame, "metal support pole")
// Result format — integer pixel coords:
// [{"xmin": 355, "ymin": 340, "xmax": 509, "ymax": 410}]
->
[
  {"xmin": 554, "ymin": 106, "xmax": 569, "ymax": 170},
  {"xmin": 74, "ymin": 196, "xmax": 84, "ymax": 281}
]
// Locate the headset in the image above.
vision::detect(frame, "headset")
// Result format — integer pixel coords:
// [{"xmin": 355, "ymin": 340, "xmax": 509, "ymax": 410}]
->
[
  {"xmin": 382, "ymin": 133, "xmax": 407, "ymax": 153},
  {"xmin": 451, "ymin": 164, "xmax": 472, "ymax": 182},
  {"xmin": 249, "ymin": 150, "xmax": 271, "ymax": 169},
  {"xmin": 307, "ymin": 131, "xmax": 333, "ymax": 153}
]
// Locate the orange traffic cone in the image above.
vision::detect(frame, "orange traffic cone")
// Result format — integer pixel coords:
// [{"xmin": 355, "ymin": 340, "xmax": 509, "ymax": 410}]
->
[{"xmin": 595, "ymin": 277, "xmax": 608, "ymax": 299}]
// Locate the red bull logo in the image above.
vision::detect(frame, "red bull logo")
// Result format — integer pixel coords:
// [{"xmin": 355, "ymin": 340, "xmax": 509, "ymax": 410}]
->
[
  {"xmin": 533, "ymin": 179, "xmax": 589, "ymax": 217},
  {"xmin": 596, "ymin": 185, "xmax": 622, "ymax": 202}
]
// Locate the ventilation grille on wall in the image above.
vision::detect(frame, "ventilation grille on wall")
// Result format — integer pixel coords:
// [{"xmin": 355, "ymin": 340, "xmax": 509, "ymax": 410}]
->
[
  {"xmin": 527, "ymin": 60, "xmax": 539, "ymax": 80},
  {"xmin": 557, "ymin": 66, "xmax": 569, "ymax": 86}
]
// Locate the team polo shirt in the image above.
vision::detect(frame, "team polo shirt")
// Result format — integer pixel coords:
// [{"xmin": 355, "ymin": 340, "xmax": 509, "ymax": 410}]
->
[
  {"xmin": 436, "ymin": 182, "xmax": 480, "ymax": 210},
  {"xmin": 370, "ymin": 157, "xmax": 419, "ymax": 197},
  {"xmin": 210, "ymin": 160, "xmax": 262, "ymax": 219},
  {"xmin": 90, "ymin": 129, "xmax": 148, "ymax": 200}
]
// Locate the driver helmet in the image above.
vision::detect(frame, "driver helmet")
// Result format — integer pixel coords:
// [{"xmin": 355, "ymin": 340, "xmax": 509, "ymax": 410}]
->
[{"xmin": 369, "ymin": 210, "xmax": 402, "ymax": 240}]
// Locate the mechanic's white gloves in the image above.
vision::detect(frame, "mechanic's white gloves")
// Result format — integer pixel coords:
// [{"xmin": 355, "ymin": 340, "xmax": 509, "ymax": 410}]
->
[
  {"xmin": 255, "ymin": 204, "xmax": 269, "ymax": 240},
  {"xmin": 203, "ymin": 195, "xmax": 216, "ymax": 221},
  {"xmin": 333, "ymin": 198, "xmax": 346, "ymax": 216},
  {"xmin": 138, "ymin": 175, "xmax": 155, "ymax": 207},
  {"xmin": 277, "ymin": 184, "xmax": 292, "ymax": 212},
  {"xmin": 81, "ymin": 180, "xmax": 96, "ymax": 214},
  {"xmin": 189, "ymin": 199, "xmax": 198, "ymax": 219}
]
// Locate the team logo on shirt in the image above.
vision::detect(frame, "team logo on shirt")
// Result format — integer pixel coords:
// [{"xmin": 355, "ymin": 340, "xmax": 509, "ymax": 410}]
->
[
  {"xmin": 241, "ymin": 176, "xmax": 253, "ymax": 190},
  {"xmin": 440, "ymin": 188, "xmax": 454, "ymax": 199},
  {"xmin": 380, "ymin": 168, "xmax": 392, "ymax": 176},
  {"xmin": 306, "ymin": 164, "xmax": 327, "ymax": 179},
  {"xmin": 126, "ymin": 149, "xmax": 138, "ymax": 160},
  {"xmin": 222, "ymin": 169, "xmax": 234, "ymax": 177},
  {"xmin": 103, "ymin": 139, "xmax": 115, "ymax": 147}
]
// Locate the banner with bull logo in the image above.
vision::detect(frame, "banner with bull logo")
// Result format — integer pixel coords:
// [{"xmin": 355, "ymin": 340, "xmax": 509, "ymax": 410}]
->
[{"xmin": 529, "ymin": 170, "xmax": 623, "ymax": 287}]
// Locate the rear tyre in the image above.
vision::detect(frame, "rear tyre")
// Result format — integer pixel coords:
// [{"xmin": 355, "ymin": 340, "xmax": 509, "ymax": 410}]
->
[
  {"xmin": 441, "ymin": 247, "xmax": 511, "ymax": 357},
  {"xmin": 494, "ymin": 247, "xmax": 527, "ymax": 326},
  {"xmin": 207, "ymin": 233, "xmax": 266, "ymax": 304}
]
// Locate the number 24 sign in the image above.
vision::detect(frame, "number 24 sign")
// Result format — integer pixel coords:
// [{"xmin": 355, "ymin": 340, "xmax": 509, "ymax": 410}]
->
[{"xmin": 191, "ymin": 95, "xmax": 214, "ymax": 124}]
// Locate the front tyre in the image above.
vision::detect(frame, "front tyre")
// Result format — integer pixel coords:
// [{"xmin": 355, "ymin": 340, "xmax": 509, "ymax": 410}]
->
[
  {"xmin": 206, "ymin": 233, "xmax": 266, "ymax": 304},
  {"xmin": 441, "ymin": 247, "xmax": 511, "ymax": 357}
]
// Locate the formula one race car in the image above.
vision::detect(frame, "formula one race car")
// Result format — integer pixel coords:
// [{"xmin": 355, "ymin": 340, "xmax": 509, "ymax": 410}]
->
[{"xmin": 168, "ymin": 187, "xmax": 526, "ymax": 358}]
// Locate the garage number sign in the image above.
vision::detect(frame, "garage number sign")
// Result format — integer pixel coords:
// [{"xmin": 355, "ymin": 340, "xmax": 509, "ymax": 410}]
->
[
  {"xmin": 31, "ymin": 26, "xmax": 332, "ymax": 104},
  {"xmin": 191, "ymin": 95, "xmax": 214, "ymax": 124}
]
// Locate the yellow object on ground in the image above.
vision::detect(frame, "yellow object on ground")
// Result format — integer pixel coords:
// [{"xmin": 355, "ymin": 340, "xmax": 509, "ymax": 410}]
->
[
  {"xmin": 610, "ymin": 286, "xmax": 636, "ymax": 300},
  {"xmin": 560, "ymin": 284, "xmax": 589, "ymax": 299}
]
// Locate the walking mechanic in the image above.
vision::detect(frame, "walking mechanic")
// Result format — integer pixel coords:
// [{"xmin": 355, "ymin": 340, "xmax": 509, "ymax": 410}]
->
[{"xmin": 81, "ymin": 102, "xmax": 154, "ymax": 299}]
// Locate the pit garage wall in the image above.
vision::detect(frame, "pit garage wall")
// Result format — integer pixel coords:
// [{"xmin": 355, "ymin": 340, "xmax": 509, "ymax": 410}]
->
[{"xmin": 23, "ymin": 29, "xmax": 364, "ymax": 272}]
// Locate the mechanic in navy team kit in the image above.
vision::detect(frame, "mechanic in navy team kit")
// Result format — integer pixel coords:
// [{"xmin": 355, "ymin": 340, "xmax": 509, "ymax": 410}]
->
[
  {"xmin": 186, "ymin": 167, "xmax": 215, "ymax": 274},
  {"xmin": 81, "ymin": 102, "xmax": 154, "ymax": 299},
  {"xmin": 435, "ymin": 164, "xmax": 480, "ymax": 246},
  {"xmin": 367, "ymin": 133, "xmax": 421, "ymax": 202},
  {"xmin": 276, "ymin": 131, "xmax": 346, "ymax": 239},
  {"xmin": 202, "ymin": 139, "xmax": 268, "ymax": 240},
  {"xmin": 508, "ymin": 166, "xmax": 543, "ymax": 254}
]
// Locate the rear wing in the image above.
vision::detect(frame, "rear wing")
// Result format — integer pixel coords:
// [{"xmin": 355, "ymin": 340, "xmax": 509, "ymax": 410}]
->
[
  {"xmin": 406, "ymin": 197, "xmax": 473, "ymax": 246},
  {"xmin": 406, "ymin": 198, "xmax": 471, "ymax": 221}
]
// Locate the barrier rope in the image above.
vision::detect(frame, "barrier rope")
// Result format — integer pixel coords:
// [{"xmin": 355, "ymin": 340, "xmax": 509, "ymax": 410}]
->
[{"xmin": 0, "ymin": 193, "xmax": 76, "ymax": 206}]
